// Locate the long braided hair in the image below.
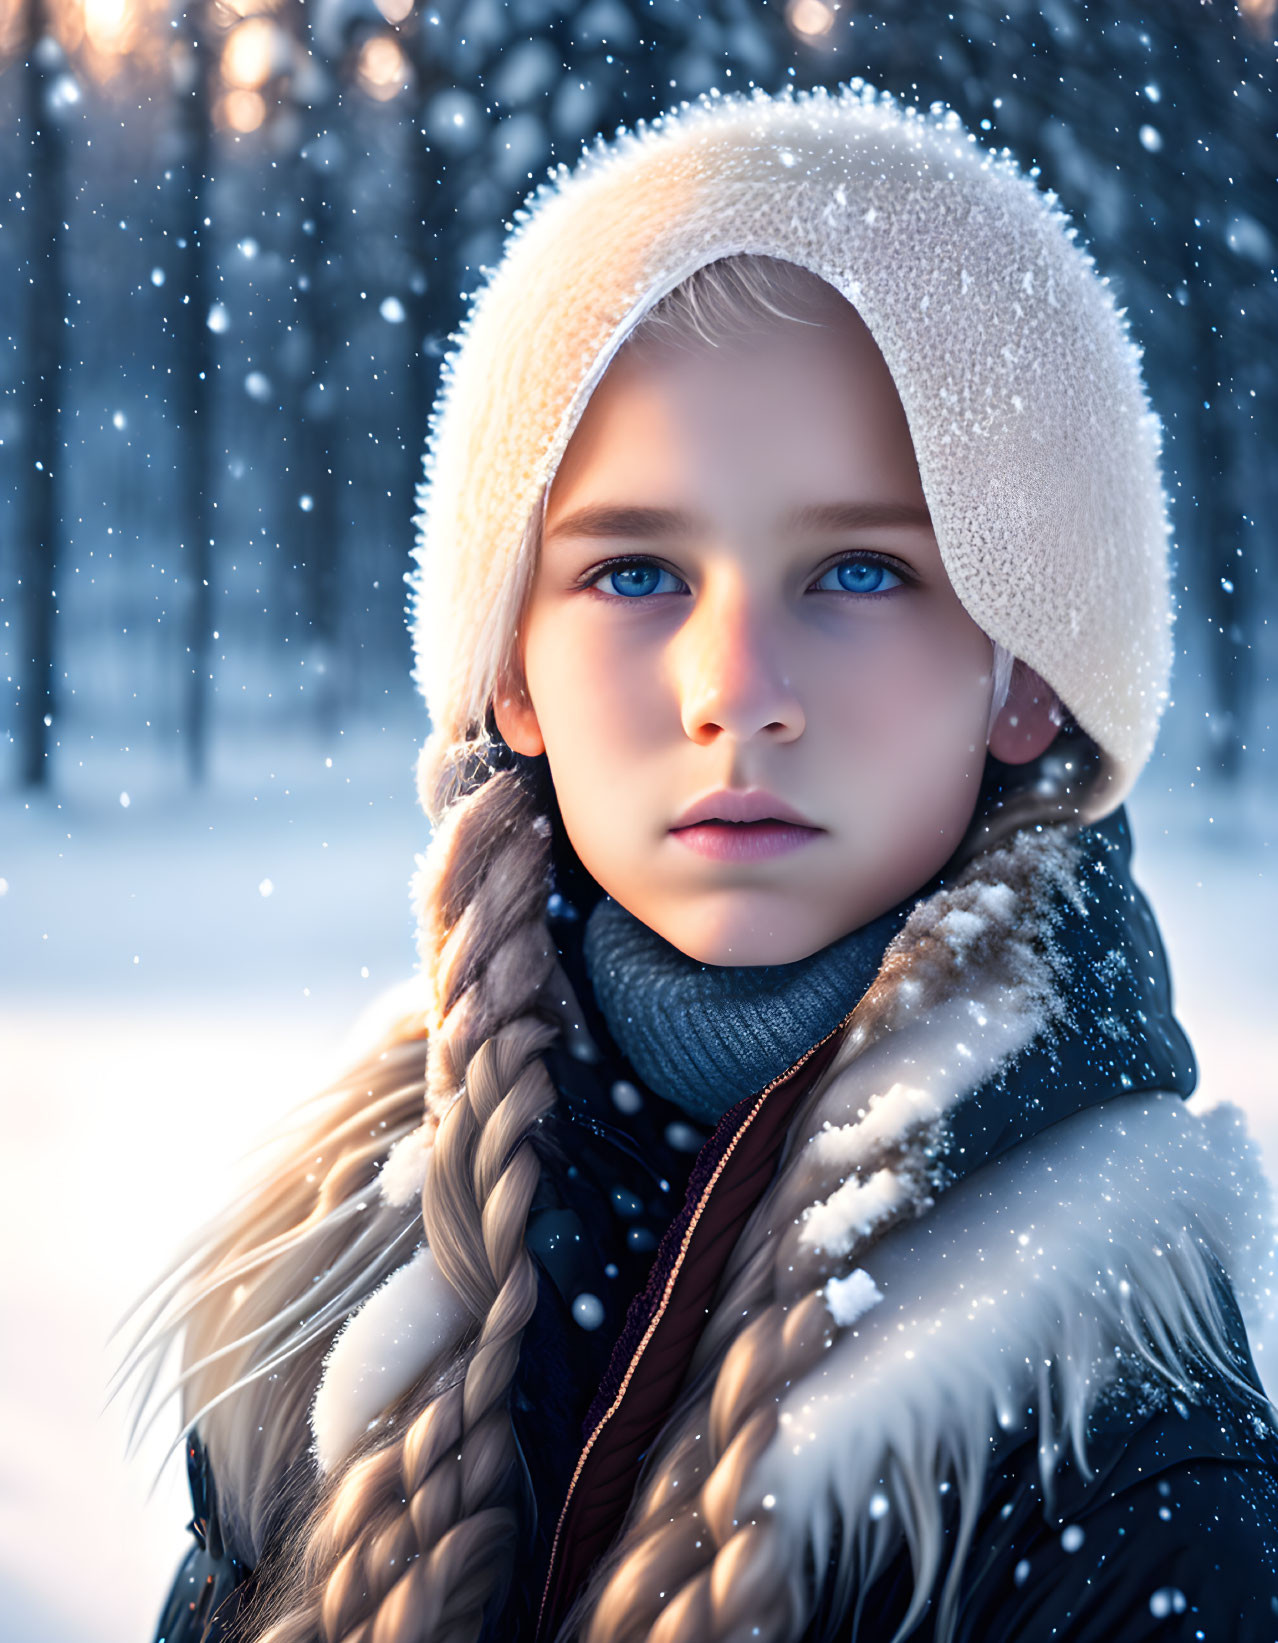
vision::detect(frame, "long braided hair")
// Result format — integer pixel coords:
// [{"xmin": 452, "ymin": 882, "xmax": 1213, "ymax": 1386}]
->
[
  {"xmin": 119, "ymin": 252, "xmax": 1100, "ymax": 1643},
  {"xmin": 218, "ymin": 719, "xmax": 564, "ymax": 1643}
]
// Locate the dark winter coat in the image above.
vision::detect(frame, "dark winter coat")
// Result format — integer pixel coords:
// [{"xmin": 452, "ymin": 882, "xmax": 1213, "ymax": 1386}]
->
[{"xmin": 153, "ymin": 808, "xmax": 1278, "ymax": 1643}]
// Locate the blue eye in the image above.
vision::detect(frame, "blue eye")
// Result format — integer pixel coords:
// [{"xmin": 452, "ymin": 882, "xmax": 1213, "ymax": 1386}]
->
[
  {"xmin": 596, "ymin": 562, "xmax": 685, "ymax": 598},
  {"xmin": 814, "ymin": 558, "xmax": 904, "ymax": 595}
]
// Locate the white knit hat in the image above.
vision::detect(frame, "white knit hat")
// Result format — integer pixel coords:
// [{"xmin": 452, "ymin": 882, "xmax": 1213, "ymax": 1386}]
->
[{"xmin": 410, "ymin": 81, "xmax": 1174, "ymax": 819}]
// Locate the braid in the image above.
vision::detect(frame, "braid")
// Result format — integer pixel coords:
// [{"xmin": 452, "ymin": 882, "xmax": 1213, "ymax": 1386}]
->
[
  {"xmin": 565, "ymin": 987, "xmax": 922, "ymax": 1643},
  {"xmin": 247, "ymin": 736, "xmax": 560, "ymax": 1643},
  {"xmin": 572, "ymin": 1294, "xmax": 833, "ymax": 1643}
]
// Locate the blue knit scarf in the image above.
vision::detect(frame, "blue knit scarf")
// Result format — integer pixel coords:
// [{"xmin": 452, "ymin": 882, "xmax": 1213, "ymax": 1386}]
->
[{"xmin": 581, "ymin": 891, "xmax": 918, "ymax": 1126}]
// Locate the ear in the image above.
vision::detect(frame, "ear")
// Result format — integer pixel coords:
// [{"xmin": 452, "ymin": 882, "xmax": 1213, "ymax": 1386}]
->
[
  {"xmin": 492, "ymin": 660, "xmax": 546, "ymax": 758},
  {"xmin": 987, "ymin": 659, "xmax": 1063, "ymax": 765}
]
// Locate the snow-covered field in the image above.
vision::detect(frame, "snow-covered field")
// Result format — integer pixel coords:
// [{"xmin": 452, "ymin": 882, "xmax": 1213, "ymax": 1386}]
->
[
  {"xmin": 1, "ymin": 720, "xmax": 1275, "ymax": 1643},
  {"xmin": 0, "ymin": 726, "xmax": 430, "ymax": 1643}
]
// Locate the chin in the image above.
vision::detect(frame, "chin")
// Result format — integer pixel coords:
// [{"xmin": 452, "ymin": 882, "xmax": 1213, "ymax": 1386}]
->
[{"xmin": 653, "ymin": 898, "xmax": 844, "ymax": 969}]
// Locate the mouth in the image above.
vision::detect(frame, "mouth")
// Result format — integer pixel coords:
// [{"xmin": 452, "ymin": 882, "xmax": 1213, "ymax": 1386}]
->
[{"xmin": 669, "ymin": 790, "xmax": 824, "ymax": 863}]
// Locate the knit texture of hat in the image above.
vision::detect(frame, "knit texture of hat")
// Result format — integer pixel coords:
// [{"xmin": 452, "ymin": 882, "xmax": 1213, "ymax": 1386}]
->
[{"xmin": 410, "ymin": 80, "xmax": 1175, "ymax": 819}]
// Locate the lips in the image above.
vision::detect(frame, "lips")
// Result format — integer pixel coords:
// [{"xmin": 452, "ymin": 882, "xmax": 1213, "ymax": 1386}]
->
[
  {"xmin": 670, "ymin": 788, "xmax": 820, "ymax": 830},
  {"xmin": 668, "ymin": 790, "xmax": 824, "ymax": 863}
]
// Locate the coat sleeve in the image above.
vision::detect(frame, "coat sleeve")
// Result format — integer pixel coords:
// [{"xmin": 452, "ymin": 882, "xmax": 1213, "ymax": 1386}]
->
[
  {"xmin": 953, "ymin": 1454, "xmax": 1278, "ymax": 1642},
  {"xmin": 947, "ymin": 1388, "xmax": 1278, "ymax": 1643},
  {"xmin": 831, "ymin": 1395, "xmax": 1278, "ymax": 1643},
  {"xmin": 152, "ymin": 1434, "xmax": 254, "ymax": 1643}
]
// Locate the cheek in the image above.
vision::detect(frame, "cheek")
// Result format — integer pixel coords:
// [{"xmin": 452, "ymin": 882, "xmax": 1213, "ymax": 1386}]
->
[
  {"xmin": 522, "ymin": 612, "xmax": 675, "ymax": 875},
  {"xmin": 525, "ymin": 615, "xmax": 669, "ymax": 762},
  {"xmin": 812, "ymin": 622, "xmax": 992, "ymax": 835},
  {"xmin": 827, "ymin": 621, "xmax": 989, "ymax": 748}
]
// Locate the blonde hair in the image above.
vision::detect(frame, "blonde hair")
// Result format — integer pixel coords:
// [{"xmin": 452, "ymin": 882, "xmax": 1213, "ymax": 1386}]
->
[{"xmin": 117, "ymin": 253, "xmax": 1096, "ymax": 1643}]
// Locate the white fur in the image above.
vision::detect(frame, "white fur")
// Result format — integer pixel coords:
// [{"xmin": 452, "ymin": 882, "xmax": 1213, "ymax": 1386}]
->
[
  {"xmin": 803, "ymin": 1167, "xmax": 910, "ymax": 1259},
  {"xmin": 750, "ymin": 1092, "xmax": 1277, "ymax": 1641},
  {"xmin": 379, "ymin": 1124, "xmax": 434, "ymax": 1208},
  {"xmin": 310, "ymin": 1243, "xmax": 469, "ymax": 1473},
  {"xmin": 824, "ymin": 1269, "xmax": 884, "ymax": 1328},
  {"xmin": 778, "ymin": 977, "xmax": 1053, "ymax": 1269},
  {"xmin": 813, "ymin": 988, "xmax": 1040, "ymax": 1160},
  {"xmin": 741, "ymin": 830, "xmax": 1073, "ymax": 1300}
]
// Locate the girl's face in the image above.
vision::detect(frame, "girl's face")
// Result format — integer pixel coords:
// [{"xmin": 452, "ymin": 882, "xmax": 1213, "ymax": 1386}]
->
[{"xmin": 496, "ymin": 285, "xmax": 1055, "ymax": 965}]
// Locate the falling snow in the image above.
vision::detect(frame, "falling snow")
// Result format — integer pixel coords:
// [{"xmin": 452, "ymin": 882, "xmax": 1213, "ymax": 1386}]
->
[{"xmin": 2, "ymin": 4, "xmax": 1276, "ymax": 1640}]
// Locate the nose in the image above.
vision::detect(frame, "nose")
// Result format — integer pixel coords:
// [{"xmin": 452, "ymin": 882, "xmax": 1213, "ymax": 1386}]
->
[{"xmin": 674, "ymin": 578, "xmax": 806, "ymax": 747}]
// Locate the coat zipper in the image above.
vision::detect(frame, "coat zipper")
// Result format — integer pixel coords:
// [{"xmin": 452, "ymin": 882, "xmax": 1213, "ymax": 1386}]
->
[{"xmin": 534, "ymin": 1005, "xmax": 858, "ymax": 1642}]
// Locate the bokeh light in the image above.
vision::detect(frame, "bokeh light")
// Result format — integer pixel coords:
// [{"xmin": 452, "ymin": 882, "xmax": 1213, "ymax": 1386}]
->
[
  {"xmin": 786, "ymin": 0, "xmax": 837, "ymax": 41},
  {"xmin": 222, "ymin": 14, "xmax": 275, "ymax": 91},
  {"xmin": 223, "ymin": 86, "xmax": 267, "ymax": 132},
  {"xmin": 356, "ymin": 32, "xmax": 410, "ymax": 101},
  {"xmin": 83, "ymin": 0, "xmax": 131, "ymax": 54},
  {"xmin": 47, "ymin": 0, "xmax": 170, "ymax": 81}
]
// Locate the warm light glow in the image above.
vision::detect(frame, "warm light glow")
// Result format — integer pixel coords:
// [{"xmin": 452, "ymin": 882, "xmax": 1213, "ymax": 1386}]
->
[
  {"xmin": 83, "ymin": 0, "xmax": 130, "ymax": 51},
  {"xmin": 1239, "ymin": 0, "xmax": 1275, "ymax": 27},
  {"xmin": 213, "ymin": 0, "xmax": 281, "ymax": 19},
  {"xmin": 51, "ymin": 0, "xmax": 167, "ymax": 79},
  {"xmin": 52, "ymin": 0, "xmax": 87, "ymax": 53},
  {"xmin": 0, "ymin": 0, "xmax": 23, "ymax": 60},
  {"xmin": 222, "ymin": 15, "xmax": 275, "ymax": 90},
  {"xmin": 356, "ymin": 33, "xmax": 409, "ymax": 100},
  {"xmin": 223, "ymin": 87, "xmax": 266, "ymax": 131},
  {"xmin": 374, "ymin": 0, "xmax": 414, "ymax": 23},
  {"xmin": 787, "ymin": 0, "xmax": 836, "ymax": 37}
]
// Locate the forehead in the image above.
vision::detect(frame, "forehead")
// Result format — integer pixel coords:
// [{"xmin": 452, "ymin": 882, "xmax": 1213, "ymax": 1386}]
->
[{"xmin": 545, "ymin": 304, "xmax": 928, "ymax": 534}]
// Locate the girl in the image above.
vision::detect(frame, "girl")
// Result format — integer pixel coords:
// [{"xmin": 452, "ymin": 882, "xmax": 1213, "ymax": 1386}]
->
[{"xmin": 122, "ymin": 83, "xmax": 1278, "ymax": 1643}]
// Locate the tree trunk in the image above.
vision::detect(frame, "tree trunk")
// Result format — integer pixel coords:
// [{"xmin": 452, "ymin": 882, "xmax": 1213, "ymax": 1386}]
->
[
  {"xmin": 18, "ymin": 0, "xmax": 65, "ymax": 789},
  {"xmin": 173, "ymin": 3, "xmax": 216, "ymax": 784}
]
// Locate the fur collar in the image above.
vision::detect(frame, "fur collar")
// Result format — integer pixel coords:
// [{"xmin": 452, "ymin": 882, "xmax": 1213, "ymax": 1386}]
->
[{"xmin": 749, "ymin": 1090, "xmax": 1272, "ymax": 1639}]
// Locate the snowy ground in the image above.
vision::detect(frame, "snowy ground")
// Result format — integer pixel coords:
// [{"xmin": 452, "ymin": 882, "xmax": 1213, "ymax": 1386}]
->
[{"xmin": 1, "ymin": 718, "xmax": 1275, "ymax": 1643}]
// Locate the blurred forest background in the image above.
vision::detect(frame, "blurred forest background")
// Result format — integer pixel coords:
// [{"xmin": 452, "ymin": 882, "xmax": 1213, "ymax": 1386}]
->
[
  {"xmin": 3, "ymin": 5, "xmax": 1278, "ymax": 1641},
  {"xmin": 1, "ymin": 0, "xmax": 1276, "ymax": 790}
]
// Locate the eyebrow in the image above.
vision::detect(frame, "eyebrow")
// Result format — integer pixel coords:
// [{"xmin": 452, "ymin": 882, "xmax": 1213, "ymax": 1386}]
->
[{"xmin": 544, "ymin": 499, "xmax": 933, "ymax": 542}]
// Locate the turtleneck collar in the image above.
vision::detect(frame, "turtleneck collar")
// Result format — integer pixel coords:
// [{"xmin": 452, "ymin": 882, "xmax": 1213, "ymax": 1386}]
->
[{"xmin": 582, "ymin": 892, "xmax": 919, "ymax": 1125}]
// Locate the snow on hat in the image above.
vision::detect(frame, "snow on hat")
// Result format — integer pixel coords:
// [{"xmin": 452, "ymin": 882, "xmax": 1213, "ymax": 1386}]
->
[{"xmin": 410, "ymin": 80, "xmax": 1174, "ymax": 820}]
